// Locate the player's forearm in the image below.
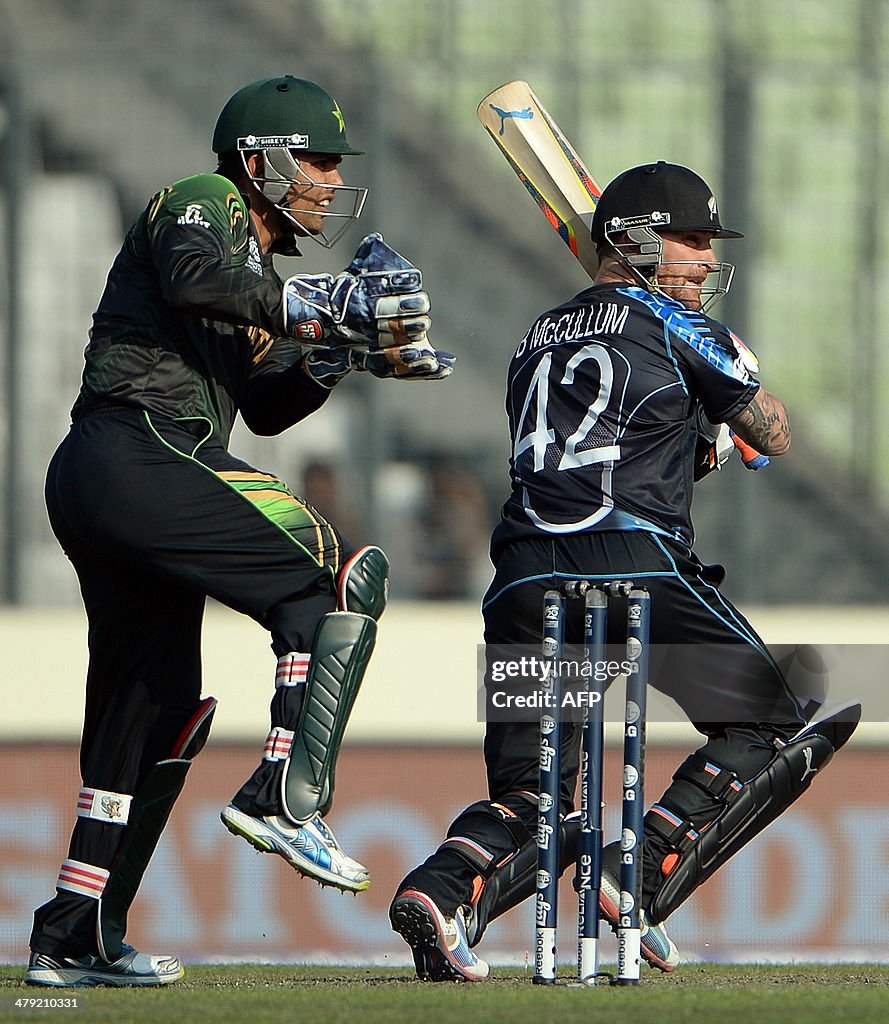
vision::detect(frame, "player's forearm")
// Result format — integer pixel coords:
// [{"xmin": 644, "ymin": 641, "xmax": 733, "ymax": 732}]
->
[
  {"xmin": 727, "ymin": 388, "xmax": 791, "ymax": 456},
  {"xmin": 240, "ymin": 359, "xmax": 331, "ymax": 436}
]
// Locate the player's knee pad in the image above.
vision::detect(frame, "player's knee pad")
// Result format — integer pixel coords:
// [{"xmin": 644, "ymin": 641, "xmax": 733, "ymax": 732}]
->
[
  {"xmin": 281, "ymin": 611, "xmax": 377, "ymax": 823},
  {"xmin": 440, "ymin": 796, "xmax": 536, "ymax": 881},
  {"xmin": 646, "ymin": 701, "xmax": 860, "ymax": 924},
  {"xmin": 439, "ymin": 793, "xmax": 579, "ymax": 948},
  {"xmin": 337, "ymin": 545, "xmax": 389, "ymax": 620},
  {"xmin": 465, "ymin": 813, "xmax": 582, "ymax": 947},
  {"xmin": 96, "ymin": 696, "xmax": 217, "ymax": 962}
]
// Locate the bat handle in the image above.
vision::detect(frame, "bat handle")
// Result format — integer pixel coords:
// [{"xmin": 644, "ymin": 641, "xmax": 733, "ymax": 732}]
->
[{"xmin": 730, "ymin": 432, "xmax": 770, "ymax": 470}]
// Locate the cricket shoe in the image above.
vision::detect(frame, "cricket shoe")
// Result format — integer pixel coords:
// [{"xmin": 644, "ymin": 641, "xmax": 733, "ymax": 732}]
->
[
  {"xmin": 390, "ymin": 889, "xmax": 489, "ymax": 982},
  {"xmin": 598, "ymin": 865, "xmax": 680, "ymax": 972},
  {"xmin": 220, "ymin": 804, "xmax": 370, "ymax": 892},
  {"xmin": 25, "ymin": 944, "xmax": 183, "ymax": 987}
]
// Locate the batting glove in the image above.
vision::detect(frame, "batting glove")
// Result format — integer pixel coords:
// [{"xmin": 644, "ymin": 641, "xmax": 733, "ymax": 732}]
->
[
  {"xmin": 727, "ymin": 329, "xmax": 761, "ymax": 375},
  {"xmin": 694, "ymin": 410, "xmax": 769, "ymax": 479}
]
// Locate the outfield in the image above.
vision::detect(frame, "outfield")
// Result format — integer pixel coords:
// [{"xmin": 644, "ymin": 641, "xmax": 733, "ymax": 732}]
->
[{"xmin": 1, "ymin": 965, "xmax": 888, "ymax": 1024}]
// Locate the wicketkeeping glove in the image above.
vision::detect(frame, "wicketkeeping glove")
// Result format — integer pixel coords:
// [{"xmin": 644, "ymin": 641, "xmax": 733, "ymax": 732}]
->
[
  {"xmin": 338, "ymin": 233, "xmax": 453, "ymax": 378},
  {"xmin": 302, "ymin": 347, "xmax": 353, "ymax": 390},
  {"xmin": 283, "ymin": 235, "xmax": 430, "ymax": 346},
  {"xmin": 282, "ymin": 273, "xmax": 338, "ymax": 343},
  {"xmin": 284, "ymin": 266, "xmax": 431, "ymax": 346},
  {"xmin": 352, "ymin": 344, "xmax": 456, "ymax": 381},
  {"xmin": 303, "ymin": 343, "xmax": 456, "ymax": 383},
  {"xmin": 283, "ymin": 233, "xmax": 454, "ymax": 379}
]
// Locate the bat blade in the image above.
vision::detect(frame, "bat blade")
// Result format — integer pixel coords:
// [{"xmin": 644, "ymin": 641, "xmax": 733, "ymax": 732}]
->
[{"xmin": 477, "ymin": 80, "xmax": 602, "ymax": 278}]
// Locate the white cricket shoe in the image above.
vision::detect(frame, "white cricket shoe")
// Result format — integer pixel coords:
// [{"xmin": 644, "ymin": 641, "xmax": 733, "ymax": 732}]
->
[
  {"xmin": 390, "ymin": 889, "xmax": 490, "ymax": 982},
  {"xmin": 598, "ymin": 866, "xmax": 681, "ymax": 972},
  {"xmin": 220, "ymin": 803, "xmax": 370, "ymax": 892},
  {"xmin": 25, "ymin": 944, "xmax": 183, "ymax": 987}
]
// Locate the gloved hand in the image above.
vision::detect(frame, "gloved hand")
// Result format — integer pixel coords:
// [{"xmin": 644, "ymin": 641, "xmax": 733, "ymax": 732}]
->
[
  {"xmin": 353, "ymin": 344, "xmax": 456, "ymax": 381},
  {"xmin": 336, "ymin": 234, "xmax": 453, "ymax": 377},
  {"xmin": 304, "ymin": 343, "xmax": 456, "ymax": 384},
  {"xmin": 282, "ymin": 273, "xmax": 338, "ymax": 343},
  {"xmin": 284, "ymin": 266, "xmax": 430, "ymax": 349},
  {"xmin": 694, "ymin": 408, "xmax": 769, "ymax": 480},
  {"xmin": 720, "ymin": 333, "xmax": 768, "ymax": 466},
  {"xmin": 694, "ymin": 411, "xmax": 735, "ymax": 480},
  {"xmin": 727, "ymin": 330, "xmax": 760, "ymax": 375},
  {"xmin": 283, "ymin": 234, "xmax": 432, "ymax": 348},
  {"xmin": 330, "ymin": 233, "xmax": 432, "ymax": 349},
  {"xmin": 302, "ymin": 347, "xmax": 353, "ymax": 390},
  {"xmin": 283, "ymin": 234, "xmax": 454, "ymax": 380}
]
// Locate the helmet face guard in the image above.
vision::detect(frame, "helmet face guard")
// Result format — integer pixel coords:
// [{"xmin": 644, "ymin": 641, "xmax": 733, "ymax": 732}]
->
[
  {"xmin": 592, "ymin": 162, "xmax": 742, "ymax": 312},
  {"xmin": 214, "ymin": 76, "xmax": 366, "ymax": 248},
  {"xmin": 237, "ymin": 140, "xmax": 367, "ymax": 249},
  {"xmin": 604, "ymin": 213, "xmax": 734, "ymax": 313}
]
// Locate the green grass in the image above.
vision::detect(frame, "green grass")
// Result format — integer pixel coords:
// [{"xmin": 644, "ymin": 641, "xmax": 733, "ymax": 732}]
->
[{"xmin": 2, "ymin": 964, "xmax": 889, "ymax": 1024}]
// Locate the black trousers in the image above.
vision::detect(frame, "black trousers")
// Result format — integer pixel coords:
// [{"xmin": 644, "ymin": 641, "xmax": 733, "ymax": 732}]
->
[
  {"xmin": 398, "ymin": 530, "xmax": 806, "ymax": 915},
  {"xmin": 32, "ymin": 407, "xmax": 350, "ymax": 955}
]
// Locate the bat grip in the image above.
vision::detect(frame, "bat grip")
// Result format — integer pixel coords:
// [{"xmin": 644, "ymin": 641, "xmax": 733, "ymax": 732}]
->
[{"xmin": 730, "ymin": 432, "xmax": 770, "ymax": 470}]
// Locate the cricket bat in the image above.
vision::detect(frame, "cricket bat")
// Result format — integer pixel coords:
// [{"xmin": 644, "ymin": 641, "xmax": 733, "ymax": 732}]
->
[
  {"xmin": 478, "ymin": 82, "xmax": 771, "ymax": 473},
  {"xmin": 477, "ymin": 80, "xmax": 602, "ymax": 279}
]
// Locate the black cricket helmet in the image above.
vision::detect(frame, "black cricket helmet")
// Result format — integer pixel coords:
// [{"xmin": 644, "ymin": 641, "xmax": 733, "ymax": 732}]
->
[
  {"xmin": 591, "ymin": 161, "xmax": 742, "ymax": 245},
  {"xmin": 591, "ymin": 161, "xmax": 740, "ymax": 311},
  {"xmin": 213, "ymin": 75, "xmax": 366, "ymax": 248}
]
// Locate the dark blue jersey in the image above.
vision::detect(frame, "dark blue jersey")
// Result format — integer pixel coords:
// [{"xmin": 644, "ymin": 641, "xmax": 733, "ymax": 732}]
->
[{"xmin": 493, "ymin": 283, "xmax": 758, "ymax": 549}]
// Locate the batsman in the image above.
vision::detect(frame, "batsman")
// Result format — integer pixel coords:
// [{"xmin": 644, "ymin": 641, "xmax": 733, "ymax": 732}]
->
[
  {"xmin": 26, "ymin": 75, "xmax": 453, "ymax": 987},
  {"xmin": 390, "ymin": 160, "xmax": 859, "ymax": 980}
]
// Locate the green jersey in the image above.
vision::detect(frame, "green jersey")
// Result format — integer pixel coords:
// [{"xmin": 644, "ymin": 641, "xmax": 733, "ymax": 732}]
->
[{"xmin": 72, "ymin": 172, "xmax": 327, "ymax": 443}]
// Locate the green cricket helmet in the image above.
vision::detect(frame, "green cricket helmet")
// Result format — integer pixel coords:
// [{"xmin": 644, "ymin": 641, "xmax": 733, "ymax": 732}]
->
[{"xmin": 213, "ymin": 76, "xmax": 366, "ymax": 248}]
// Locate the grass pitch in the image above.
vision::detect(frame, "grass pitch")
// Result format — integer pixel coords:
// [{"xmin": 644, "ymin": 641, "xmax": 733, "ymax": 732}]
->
[{"xmin": 2, "ymin": 964, "xmax": 888, "ymax": 1024}]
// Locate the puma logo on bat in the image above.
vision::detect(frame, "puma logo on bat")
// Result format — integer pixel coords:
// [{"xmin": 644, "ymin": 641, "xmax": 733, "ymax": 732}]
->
[{"xmin": 489, "ymin": 104, "xmax": 534, "ymax": 136}]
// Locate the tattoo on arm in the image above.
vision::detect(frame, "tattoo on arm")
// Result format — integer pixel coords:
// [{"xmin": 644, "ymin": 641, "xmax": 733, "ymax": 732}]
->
[{"xmin": 728, "ymin": 389, "xmax": 791, "ymax": 456}]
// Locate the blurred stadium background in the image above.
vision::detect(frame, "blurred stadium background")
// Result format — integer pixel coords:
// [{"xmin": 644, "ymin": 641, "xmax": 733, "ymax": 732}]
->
[{"xmin": 1, "ymin": 0, "xmax": 888, "ymax": 968}]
